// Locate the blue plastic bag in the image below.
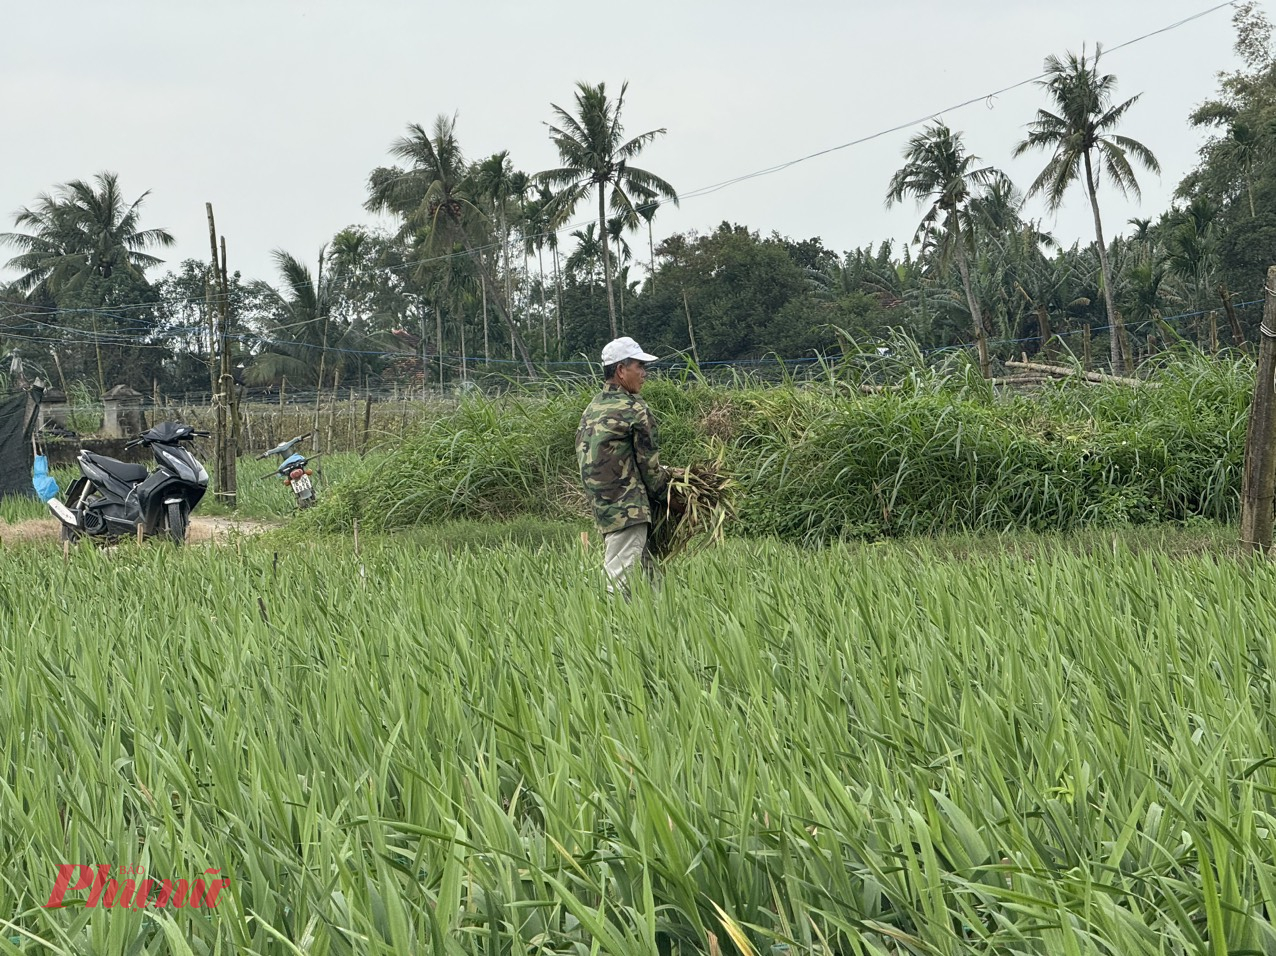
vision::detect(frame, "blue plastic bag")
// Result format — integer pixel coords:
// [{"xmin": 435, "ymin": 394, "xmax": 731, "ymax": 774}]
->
[{"xmin": 32, "ymin": 454, "xmax": 59, "ymax": 502}]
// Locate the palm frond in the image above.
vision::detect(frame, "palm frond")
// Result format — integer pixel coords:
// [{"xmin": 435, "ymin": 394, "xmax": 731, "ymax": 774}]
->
[{"xmin": 1097, "ymin": 140, "xmax": 1144, "ymax": 200}]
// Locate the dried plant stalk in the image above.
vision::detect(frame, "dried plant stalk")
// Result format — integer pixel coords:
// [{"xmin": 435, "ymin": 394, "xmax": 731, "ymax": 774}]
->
[{"xmin": 649, "ymin": 455, "xmax": 735, "ymax": 561}]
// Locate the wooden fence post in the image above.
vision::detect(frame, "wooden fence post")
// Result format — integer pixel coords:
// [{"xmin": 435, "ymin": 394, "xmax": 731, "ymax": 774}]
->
[
  {"xmin": 362, "ymin": 393, "xmax": 373, "ymax": 455},
  {"xmin": 1240, "ymin": 265, "xmax": 1276, "ymax": 555}
]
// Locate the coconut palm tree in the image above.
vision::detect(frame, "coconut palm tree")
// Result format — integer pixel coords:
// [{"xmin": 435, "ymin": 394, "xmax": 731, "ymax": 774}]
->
[
  {"xmin": 1122, "ymin": 257, "xmax": 1175, "ymax": 348},
  {"xmin": 1, "ymin": 172, "xmax": 174, "ymax": 393},
  {"xmin": 538, "ymin": 81, "xmax": 678, "ymax": 338},
  {"xmin": 1, "ymin": 172, "xmax": 174, "ymax": 300},
  {"xmin": 1000, "ymin": 229, "xmax": 1086, "ymax": 358},
  {"xmin": 605, "ymin": 215, "xmax": 637, "ymax": 331},
  {"xmin": 473, "ymin": 152, "xmax": 532, "ymax": 359},
  {"xmin": 365, "ymin": 115, "xmax": 535, "ymax": 375},
  {"xmin": 246, "ymin": 248, "xmax": 359, "ymax": 388},
  {"xmin": 415, "ymin": 238, "xmax": 481, "ymax": 386},
  {"xmin": 1160, "ymin": 196, "xmax": 1248, "ymax": 349},
  {"xmin": 1163, "ymin": 198, "xmax": 1218, "ymax": 311},
  {"xmin": 521, "ymin": 187, "xmax": 558, "ymax": 357},
  {"xmin": 527, "ymin": 186, "xmax": 567, "ymax": 358},
  {"xmin": 1014, "ymin": 45, "xmax": 1160, "ymax": 374},
  {"xmin": 636, "ymin": 199, "xmax": 661, "ymax": 292},
  {"xmin": 886, "ymin": 122, "xmax": 1003, "ymax": 377},
  {"xmin": 566, "ymin": 223, "xmax": 607, "ymax": 284}
]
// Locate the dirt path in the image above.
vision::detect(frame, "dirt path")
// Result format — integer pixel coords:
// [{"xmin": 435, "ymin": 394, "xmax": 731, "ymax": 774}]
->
[{"xmin": 0, "ymin": 516, "xmax": 278, "ymax": 545}]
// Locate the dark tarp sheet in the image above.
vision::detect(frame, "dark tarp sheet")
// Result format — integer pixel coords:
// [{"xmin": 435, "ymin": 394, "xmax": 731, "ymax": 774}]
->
[{"xmin": 0, "ymin": 390, "xmax": 40, "ymax": 498}]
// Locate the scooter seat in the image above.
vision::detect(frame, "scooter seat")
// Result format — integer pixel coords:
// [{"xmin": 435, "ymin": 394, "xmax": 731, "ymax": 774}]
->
[{"xmin": 82, "ymin": 453, "xmax": 147, "ymax": 484}]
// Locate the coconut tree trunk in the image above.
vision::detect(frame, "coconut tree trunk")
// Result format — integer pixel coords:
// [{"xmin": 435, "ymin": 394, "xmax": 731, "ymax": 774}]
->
[
  {"xmin": 482, "ymin": 276, "xmax": 489, "ymax": 365},
  {"xmin": 599, "ymin": 185, "xmax": 618, "ymax": 338},
  {"xmin": 316, "ymin": 310, "xmax": 330, "ymax": 432},
  {"xmin": 538, "ymin": 245, "xmax": 549, "ymax": 356},
  {"xmin": 648, "ymin": 220, "xmax": 656, "ymax": 294},
  {"xmin": 1036, "ymin": 304, "xmax": 1052, "ymax": 359},
  {"xmin": 416, "ymin": 298, "xmax": 429, "ymax": 389},
  {"xmin": 1221, "ymin": 283, "xmax": 1247, "ymax": 351},
  {"xmin": 502, "ymin": 209, "xmax": 515, "ymax": 362},
  {"xmin": 435, "ymin": 293, "xmax": 445, "ymax": 388},
  {"xmin": 91, "ymin": 314, "xmax": 106, "ymax": 398},
  {"xmin": 459, "ymin": 310, "xmax": 467, "ymax": 383},
  {"xmin": 1084, "ymin": 150, "xmax": 1126, "ymax": 374},
  {"xmin": 553, "ymin": 244, "xmax": 564, "ymax": 361},
  {"xmin": 456, "ymin": 226, "xmax": 536, "ymax": 376},
  {"xmin": 950, "ymin": 209, "xmax": 990, "ymax": 379},
  {"xmin": 617, "ymin": 240, "xmax": 627, "ymax": 334},
  {"xmin": 501, "ymin": 209, "xmax": 513, "ymax": 318}
]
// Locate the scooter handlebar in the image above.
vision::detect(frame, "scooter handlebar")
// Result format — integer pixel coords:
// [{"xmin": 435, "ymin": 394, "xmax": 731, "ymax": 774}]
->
[
  {"xmin": 261, "ymin": 450, "xmax": 322, "ymax": 479},
  {"xmin": 130, "ymin": 428, "xmax": 209, "ymax": 449}
]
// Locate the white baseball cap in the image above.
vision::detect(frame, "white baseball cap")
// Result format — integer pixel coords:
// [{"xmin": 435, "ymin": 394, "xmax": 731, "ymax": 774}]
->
[{"xmin": 601, "ymin": 336, "xmax": 658, "ymax": 365}]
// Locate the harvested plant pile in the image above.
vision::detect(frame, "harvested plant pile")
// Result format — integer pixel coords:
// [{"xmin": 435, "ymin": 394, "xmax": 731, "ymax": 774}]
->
[{"xmin": 649, "ymin": 456, "xmax": 736, "ymax": 560}]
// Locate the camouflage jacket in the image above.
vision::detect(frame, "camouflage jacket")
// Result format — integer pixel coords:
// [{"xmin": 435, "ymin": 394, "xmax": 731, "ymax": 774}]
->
[{"xmin": 576, "ymin": 383, "xmax": 669, "ymax": 535}]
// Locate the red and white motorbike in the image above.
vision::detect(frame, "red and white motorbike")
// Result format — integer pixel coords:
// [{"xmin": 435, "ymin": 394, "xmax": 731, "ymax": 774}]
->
[
  {"xmin": 263, "ymin": 452, "xmax": 318, "ymax": 509},
  {"xmin": 256, "ymin": 434, "xmax": 319, "ymax": 510}
]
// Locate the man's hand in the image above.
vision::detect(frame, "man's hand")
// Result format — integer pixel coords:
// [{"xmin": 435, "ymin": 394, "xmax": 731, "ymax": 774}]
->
[{"xmin": 666, "ymin": 483, "xmax": 688, "ymax": 518}]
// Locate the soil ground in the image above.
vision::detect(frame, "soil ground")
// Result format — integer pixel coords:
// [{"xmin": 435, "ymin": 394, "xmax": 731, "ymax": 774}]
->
[{"xmin": 0, "ymin": 516, "xmax": 277, "ymax": 546}]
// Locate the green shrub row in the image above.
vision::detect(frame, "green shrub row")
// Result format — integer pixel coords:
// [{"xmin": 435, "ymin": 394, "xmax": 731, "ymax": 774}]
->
[{"xmin": 304, "ymin": 355, "xmax": 1251, "ymax": 542}]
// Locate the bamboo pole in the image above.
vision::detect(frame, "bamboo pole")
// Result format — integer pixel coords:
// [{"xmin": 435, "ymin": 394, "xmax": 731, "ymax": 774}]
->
[
  {"xmin": 1240, "ymin": 266, "xmax": 1276, "ymax": 555},
  {"xmin": 682, "ymin": 289, "xmax": 701, "ymax": 367},
  {"xmin": 1003, "ymin": 360, "xmax": 1156, "ymax": 388},
  {"xmin": 207, "ymin": 204, "xmax": 236, "ymax": 508}
]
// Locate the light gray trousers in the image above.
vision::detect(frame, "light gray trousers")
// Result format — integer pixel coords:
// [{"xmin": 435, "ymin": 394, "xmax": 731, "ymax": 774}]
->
[{"xmin": 603, "ymin": 522, "xmax": 653, "ymax": 594}]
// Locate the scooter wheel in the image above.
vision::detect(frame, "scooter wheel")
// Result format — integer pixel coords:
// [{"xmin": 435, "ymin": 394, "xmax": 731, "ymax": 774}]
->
[
  {"xmin": 166, "ymin": 501, "xmax": 188, "ymax": 545},
  {"xmin": 59, "ymin": 523, "xmax": 78, "ymax": 544}
]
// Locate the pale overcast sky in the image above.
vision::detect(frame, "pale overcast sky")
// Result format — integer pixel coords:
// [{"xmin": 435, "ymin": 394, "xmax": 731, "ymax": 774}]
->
[{"xmin": 0, "ymin": 1, "xmax": 1242, "ymax": 288}]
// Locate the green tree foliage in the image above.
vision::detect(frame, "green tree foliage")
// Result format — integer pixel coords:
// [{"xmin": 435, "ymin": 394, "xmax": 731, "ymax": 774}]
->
[
  {"xmin": 625, "ymin": 224, "xmax": 900, "ymax": 364},
  {"xmin": 0, "ymin": 172, "xmax": 175, "ymax": 394},
  {"xmin": 17, "ymin": 55, "xmax": 1276, "ymax": 390},
  {"xmin": 244, "ymin": 248, "xmax": 373, "ymax": 389},
  {"xmin": 1179, "ymin": 2, "xmax": 1276, "ymax": 308},
  {"xmin": 153, "ymin": 259, "xmax": 275, "ymax": 396}
]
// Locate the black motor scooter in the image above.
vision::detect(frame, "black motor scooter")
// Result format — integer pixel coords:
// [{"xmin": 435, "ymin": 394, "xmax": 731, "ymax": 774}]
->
[{"xmin": 48, "ymin": 421, "xmax": 210, "ymax": 545}]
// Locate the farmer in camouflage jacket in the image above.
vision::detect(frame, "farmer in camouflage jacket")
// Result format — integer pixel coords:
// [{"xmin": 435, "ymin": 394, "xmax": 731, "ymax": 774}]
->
[{"xmin": 577, "ymin": 336, "xmax": 670, "ymax": 594}]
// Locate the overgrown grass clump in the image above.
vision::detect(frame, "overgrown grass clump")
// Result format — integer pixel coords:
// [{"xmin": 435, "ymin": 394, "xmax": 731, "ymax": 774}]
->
[
  {"xmin": 3, "ymin": 533, "xmax": 1275, "ymax": 952},
  {"xmin": 305, "ymin": 354, "xmax": 1251, "ymax": 542}
]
